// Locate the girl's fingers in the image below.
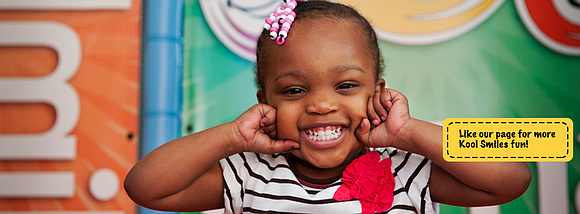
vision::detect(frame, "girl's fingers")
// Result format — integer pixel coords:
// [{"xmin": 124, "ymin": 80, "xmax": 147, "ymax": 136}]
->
[
  {"xmin": 381, "ymin": 89, "xmax": 402, "ymax": 111},
  {"xmin": 264, "ymin": 126, "xmax": 278, "ymax": 139},
  {"xmin": 367, "ymin": 96, "xmax": 381, "ymax": 126},
  {"xmin": 373, "ymin": 89, "xmax": 387, "ymax": 122},
  {"xmin": 259, "ymin": 117, "xmax": 276, "ymax": 132},
  {"xmin": 262, "ymin": 139, "xmax": 299, "ymax": 154},
  {"xmin": 259, "ymin": 125, "xmax": 277, "ymax": 138},
  {"xmin": 381, "ymin": 89, "xmax": 409, "ymax": 118},
  {"xmin": 258, "ymin": 105, "xmax": 278, "ymax": 139},
  {"xmin": 259, "ymin": 105, "xmax": 277, "ymax": 126},
  {"xmin": 355, "ymin": 118, "xmax": 371, "ymax": 145},
  {"xmin": 378, "ymin": 89, "xmax": 391, "ymax": 111}
]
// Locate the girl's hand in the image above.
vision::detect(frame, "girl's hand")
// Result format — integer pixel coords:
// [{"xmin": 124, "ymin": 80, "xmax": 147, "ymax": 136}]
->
[
  {"xmin": 355, "ymin": 88, "xmax": 411, "ymax": 149},
  {"xmin": 231, "ymin": 104, "xmax": 299, "ymax": 154}
]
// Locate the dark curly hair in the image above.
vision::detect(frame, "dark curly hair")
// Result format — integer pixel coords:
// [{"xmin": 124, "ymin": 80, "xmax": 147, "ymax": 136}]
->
[{"xmin": 254, "ymin": 1, "xmax": 384, "ymax": 91}]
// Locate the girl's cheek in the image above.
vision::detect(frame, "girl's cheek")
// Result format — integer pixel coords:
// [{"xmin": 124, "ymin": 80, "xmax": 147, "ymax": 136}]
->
[
  {"xmin": 275, "ymin": 106, "xmax": 298, "ymax": 139},
  {"xmin": 349, "ymin": 98, "xmax": 369, "ymax": 128}
]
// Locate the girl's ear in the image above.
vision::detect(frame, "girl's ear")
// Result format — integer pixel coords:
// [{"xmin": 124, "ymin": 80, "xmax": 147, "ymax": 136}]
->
[
  {"xmin": 375, "ymin": 78, "xmax": 386, "ymax": 92},
  {"xmin": 257, "ymin": 90, "xmax": 268, "ymax": 104}
]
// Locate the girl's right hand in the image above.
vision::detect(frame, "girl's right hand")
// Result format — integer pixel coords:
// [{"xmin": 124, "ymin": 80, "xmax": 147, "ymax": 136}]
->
[{"xmin": 230, "ymin": 104, "xmax": 299, "ymax": 154}]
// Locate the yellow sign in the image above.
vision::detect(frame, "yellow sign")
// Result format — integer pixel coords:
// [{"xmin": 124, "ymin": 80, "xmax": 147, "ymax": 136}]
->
[{"xmin": 443, "ymin": 118, "xmax": 573, "ymax": 162}]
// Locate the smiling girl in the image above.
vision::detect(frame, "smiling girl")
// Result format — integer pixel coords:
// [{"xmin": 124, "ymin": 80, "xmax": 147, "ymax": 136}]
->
[{"xmin": 124, "ymin": 1, "xmax": 531, "ymax": 213}]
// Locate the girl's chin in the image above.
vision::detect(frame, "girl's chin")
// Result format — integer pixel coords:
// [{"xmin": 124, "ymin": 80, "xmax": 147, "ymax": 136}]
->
[{"xmin": 290, "ymin": 145, "xmax": 360, "ymax": 169}]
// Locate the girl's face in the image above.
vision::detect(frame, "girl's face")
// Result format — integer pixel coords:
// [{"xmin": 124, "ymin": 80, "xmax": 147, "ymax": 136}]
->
[{"xmin": 259, "ymin": 18, "xmax": 384, "ymax": 169}]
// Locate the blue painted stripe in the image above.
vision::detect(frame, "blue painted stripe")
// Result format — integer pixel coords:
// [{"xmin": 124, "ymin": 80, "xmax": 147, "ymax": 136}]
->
[{"xmin": 139, "ymin": 0, "xmax": 183, "ymax": 214}]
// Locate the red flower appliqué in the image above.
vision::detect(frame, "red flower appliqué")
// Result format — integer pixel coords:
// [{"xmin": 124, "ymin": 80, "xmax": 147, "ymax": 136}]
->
[{"xmin": 333, "ymin": 151, "xmax": 395, "ymax": 214}]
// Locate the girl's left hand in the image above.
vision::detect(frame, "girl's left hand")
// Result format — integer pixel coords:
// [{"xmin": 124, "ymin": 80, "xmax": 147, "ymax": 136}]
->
[{"xmin": 355, "ymin": 88, "xmax": 411, "ymax": 149}]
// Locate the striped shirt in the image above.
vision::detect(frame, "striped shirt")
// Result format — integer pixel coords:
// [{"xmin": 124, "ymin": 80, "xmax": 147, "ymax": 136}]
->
[{"xmin": 219, "ymin": 148, "xmax": 438, "ymax": 214}]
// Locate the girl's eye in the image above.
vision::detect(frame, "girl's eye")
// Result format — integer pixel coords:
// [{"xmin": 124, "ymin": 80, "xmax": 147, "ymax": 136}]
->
[
  {"xmin": 337, "ymin": 83, "xmax": 358, "ymax": 90},
  {"xmin": 283, "ymin": 88, "xmax": 305, "ymax": 94}
]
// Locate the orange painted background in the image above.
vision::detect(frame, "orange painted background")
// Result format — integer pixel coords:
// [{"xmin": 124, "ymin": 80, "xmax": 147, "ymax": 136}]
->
[{"xmin": 0, "ymin": 0, "xmax": 141, "ymax": 213}]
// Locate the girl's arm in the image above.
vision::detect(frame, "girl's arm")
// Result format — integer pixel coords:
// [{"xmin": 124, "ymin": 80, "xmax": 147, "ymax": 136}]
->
[
  {"xmin": 124, "ymin": 104, "xmax": 298, "ymax": 212},
  {"xmin": 396, "ymin": 118, "xmax": 531, "ymax": 206},
  {"xmin": 356, "ymin": 86, "xmax": 531, "ymax": 206}
]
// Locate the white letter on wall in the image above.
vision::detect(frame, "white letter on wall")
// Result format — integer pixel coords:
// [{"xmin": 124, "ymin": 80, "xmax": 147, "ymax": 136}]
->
[
  {"xmin": 0, "ymin": 21, "xmax": 81, "ymax": 160},
  {"xmin": 537, "ymin": 162, "xmax": 569, "ymax": 214}
]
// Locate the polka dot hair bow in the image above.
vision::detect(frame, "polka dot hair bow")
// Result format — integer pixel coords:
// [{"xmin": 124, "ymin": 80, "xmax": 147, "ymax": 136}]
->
[{"xmin": 263, "ymin": 0, "xmax": 305, "ymax": 45}]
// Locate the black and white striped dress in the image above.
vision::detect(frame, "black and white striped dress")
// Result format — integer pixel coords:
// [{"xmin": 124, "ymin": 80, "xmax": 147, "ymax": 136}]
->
[{"xmin": 220, "ymin": 148, "xmax": 438, "ymax": 214}]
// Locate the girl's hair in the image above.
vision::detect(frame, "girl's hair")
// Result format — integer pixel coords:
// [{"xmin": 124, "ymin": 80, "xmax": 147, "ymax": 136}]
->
[{"xmin": 254, "ymin": 1, "xmax": 385, "ymax": 91}]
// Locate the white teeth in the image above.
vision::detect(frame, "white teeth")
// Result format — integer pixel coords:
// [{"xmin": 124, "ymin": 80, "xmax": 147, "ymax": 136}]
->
[{"xmin": 306, "ymin": 127, "xmax": 342, "ymax": 141}]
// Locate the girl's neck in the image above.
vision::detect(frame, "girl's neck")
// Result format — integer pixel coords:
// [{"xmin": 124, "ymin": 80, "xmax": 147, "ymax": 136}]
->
[{"xmin": 288, "ymin": 146, "xmax": 366, "ymax": 182}]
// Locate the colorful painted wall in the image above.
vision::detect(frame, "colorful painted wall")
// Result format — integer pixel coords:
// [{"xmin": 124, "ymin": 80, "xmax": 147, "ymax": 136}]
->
[{"xmin": 182, "ymin": 0, "xmax": 579, "ymax": 214}]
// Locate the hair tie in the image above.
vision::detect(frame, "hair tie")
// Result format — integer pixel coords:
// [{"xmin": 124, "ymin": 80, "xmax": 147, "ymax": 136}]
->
[{"xmin": 264, "ymin": 0, "xmax": 305, "ymax": 45}]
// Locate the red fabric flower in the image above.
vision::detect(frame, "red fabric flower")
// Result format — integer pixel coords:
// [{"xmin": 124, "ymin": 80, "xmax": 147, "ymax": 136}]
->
[{"xmin": 333, "ymin": 151, "xmax": 395, "ymax": 214}]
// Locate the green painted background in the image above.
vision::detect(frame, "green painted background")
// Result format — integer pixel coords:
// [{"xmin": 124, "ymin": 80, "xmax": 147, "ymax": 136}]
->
[{"xmin": 182, "ymin": 0, "xmax": 580, "ymax": 213}]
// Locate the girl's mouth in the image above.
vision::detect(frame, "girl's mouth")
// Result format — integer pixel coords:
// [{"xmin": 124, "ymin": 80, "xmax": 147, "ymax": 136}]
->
[
  {"xmin": 305, "ymin": 126, "xmax": 342, "ymax": 141},
  {"xmin": 301, "ymin": 125, "xmax": 346, "ymax": 149}
]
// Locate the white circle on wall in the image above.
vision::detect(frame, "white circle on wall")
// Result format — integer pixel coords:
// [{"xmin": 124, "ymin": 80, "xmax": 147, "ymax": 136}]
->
[
  {"xmin": 89, "ymin": 168, "xmax": 119, "ymax": 201},
  {"xmin": 200, "ymin": 0, "xmax": 280, "ymax": 61}
]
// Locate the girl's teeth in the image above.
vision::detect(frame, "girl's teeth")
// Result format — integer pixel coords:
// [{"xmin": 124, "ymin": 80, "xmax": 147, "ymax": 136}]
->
[{"xmin": 307, "ymin": 127, "xmax": 342, "ymax": 141}]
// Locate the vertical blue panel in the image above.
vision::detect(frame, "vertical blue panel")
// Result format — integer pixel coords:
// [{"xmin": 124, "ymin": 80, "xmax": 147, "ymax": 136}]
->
[{"xmin": 140, "ymin": 0, "xmax": 183, "ymax": 214}]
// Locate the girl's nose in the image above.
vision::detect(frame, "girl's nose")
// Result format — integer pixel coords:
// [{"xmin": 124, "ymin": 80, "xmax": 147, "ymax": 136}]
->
[{"xmin": 305, "ymin": 93, "xmax": 338, "ymax": 115}]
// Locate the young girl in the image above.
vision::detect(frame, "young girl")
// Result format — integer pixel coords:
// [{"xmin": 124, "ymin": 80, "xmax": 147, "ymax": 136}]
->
[{"xmin": 125, "ymin": 1, "xmax": 531, "ymax": 213}]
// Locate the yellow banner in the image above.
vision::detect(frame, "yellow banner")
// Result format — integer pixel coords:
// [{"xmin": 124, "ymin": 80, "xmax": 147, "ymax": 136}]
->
[{"xmin": 443, "ymin": 118, "xmax": 573, "ymax": 162}]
